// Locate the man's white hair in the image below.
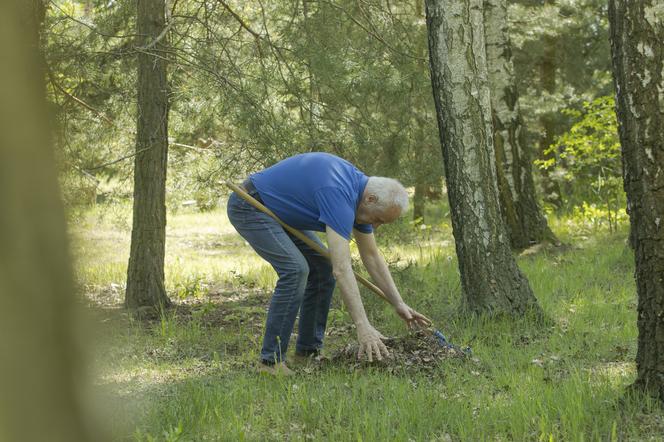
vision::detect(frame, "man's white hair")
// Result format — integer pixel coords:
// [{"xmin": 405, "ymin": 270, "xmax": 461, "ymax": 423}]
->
[{"xmin": 365, "ymin": 176, "xmax": 409, "ymax": 213}]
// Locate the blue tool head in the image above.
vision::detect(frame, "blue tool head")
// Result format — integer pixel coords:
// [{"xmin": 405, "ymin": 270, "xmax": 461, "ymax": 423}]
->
[
  {"xmin": 432, "ymin": 329, "xmax": 472, "ymax": 356},
  {"xmin": 433, "ymin": 330, "xmax": 448, "ymax": 346}
]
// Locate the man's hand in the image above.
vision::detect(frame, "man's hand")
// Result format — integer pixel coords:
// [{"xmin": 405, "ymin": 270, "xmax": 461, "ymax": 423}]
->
[
  {"xmin": 356, "ymin": 324, "xmax": 390, "ymax": 362},
  {"xmin": 395, "ymin": 302, "xmax": 432, "ymax": 329}
]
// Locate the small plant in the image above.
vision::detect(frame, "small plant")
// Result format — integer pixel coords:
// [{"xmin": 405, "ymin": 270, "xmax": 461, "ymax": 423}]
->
[
  {"xmin": 191, "ymin": 300, "xmax": 215, "ymax": 322},
  {"xmin": 569, "ymin": 202, "xmax": 628, "ymax": 233},
  {"xmin": 174, "ymin": 275, "xmax": 208, "ymax": 299},
  {"xmin": 327, "ymin": 308, "xmax": 350, "ymax": 327}
]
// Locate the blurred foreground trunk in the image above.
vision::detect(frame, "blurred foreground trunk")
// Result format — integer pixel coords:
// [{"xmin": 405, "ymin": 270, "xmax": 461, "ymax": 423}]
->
[
  {"xmin": 484, "ymin": 0, "xmax": 557, "ymax": 250},
  {"xmin": 126, "ymin": 0, "xmax": 172, "ymax": 310},
  {"xmin": 0, "ymin": 1, "xmax": 94, "ymax": 440},
  {"xmin": 609, "ymin": 0, "xmax": 664, "ymax": 401},
  {"xmin": 425, "ymin": 0, "xmax": 540, "ymax": 315}
]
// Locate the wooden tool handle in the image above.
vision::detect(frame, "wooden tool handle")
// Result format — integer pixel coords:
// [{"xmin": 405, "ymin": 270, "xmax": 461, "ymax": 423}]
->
[{"xmin": 226, "ymin": 181, "xmax": 390, "ymax": 303}]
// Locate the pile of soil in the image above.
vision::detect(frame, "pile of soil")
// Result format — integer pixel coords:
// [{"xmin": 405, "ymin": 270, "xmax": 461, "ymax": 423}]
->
[{"xmin": 327, "ymin": 330, "xmax": 468, "ymax": 374}]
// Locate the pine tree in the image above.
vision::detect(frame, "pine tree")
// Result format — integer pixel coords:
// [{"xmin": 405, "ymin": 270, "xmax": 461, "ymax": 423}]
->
[{"xmin": 125, "ymin": 0, "xmax": 172, "ymax": 310}]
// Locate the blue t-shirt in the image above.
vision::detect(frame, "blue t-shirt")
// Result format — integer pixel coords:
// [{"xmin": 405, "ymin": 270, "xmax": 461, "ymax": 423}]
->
[{"xmin": 250, "ymin": 153, "xmax": 373, "ymax": 240}]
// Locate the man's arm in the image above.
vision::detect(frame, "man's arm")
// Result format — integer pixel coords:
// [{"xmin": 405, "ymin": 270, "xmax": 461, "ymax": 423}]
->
[
  {"xmin": 326, "ymin": 226, "xmax": 389, "ymax": 361},
  {"xmin": 353, "ymin": 229, "xmax": 404, "ymax": 306},
  {"xmin": 353, "ymin": 229, "xmax": 431, "ymax": 328}
]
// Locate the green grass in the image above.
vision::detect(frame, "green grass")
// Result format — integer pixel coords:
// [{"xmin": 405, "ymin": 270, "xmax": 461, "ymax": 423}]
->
[{"xmin": 74, "ymin": 203, "xmax": 664, "ymax": 441}]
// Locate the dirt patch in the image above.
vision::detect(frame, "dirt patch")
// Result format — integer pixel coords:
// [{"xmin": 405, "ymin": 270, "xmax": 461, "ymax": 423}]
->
[
  {"xmin": 327, "ymin": 330, "xmax": 468, "ymax": 375},
  {"xmin": 170, "ymin": 300, "xmax": 266, "ymax": 329},
  {"xmin": 83, "ymin": 283, "xmax": 125, "ymax": 307}
]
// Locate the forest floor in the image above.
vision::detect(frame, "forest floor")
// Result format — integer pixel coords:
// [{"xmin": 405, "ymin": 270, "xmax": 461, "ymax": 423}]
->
[{"xmin": 72, "ymin": 202, "xmax": 664, "ymax": 441}]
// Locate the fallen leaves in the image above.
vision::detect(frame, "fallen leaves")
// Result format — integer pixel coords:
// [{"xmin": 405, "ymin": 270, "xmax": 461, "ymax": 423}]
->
[{"xmin": 327, "ymin": 330, "xmax": 468, "ymax": 375}]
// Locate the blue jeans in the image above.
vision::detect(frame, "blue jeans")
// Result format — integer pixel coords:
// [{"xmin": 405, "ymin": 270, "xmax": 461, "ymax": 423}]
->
[{"xmin": 227, "ymin": 191, "xmax": 336, "ymax": 363}]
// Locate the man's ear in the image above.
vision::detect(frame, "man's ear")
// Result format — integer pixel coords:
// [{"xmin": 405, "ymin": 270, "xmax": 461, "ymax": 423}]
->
[{"xmin": 367, "ymin": 193, "xmax": 378, "ymax": 204}]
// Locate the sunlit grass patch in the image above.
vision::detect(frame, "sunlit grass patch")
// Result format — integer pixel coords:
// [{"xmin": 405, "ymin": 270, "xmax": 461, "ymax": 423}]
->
[{"xmin": 72, "ymin": 204, "xmax": 273, "ymax": 303}]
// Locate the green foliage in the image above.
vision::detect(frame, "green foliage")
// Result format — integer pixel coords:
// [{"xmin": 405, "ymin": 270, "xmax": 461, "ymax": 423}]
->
[
  {"xmin": 47, "ymin": 0, "xmax": 137, "ymax": 212},
  {"xmin": 537, "ymin": 96, "xmax": 624, "ymax": 231},
  {"xmin": 173, "ymin": 275, "xmax": 208, "ymax": 300},
  {"xmin": 93, "ymin": 198, "xmax": 133, "ymax": 232},
  {"xmin": 46, "ymin": 1, "xmax": 443, "ymax": 215},
  {"xmin": 509, "ymin": 0, "xmax": 614, "ymax": 206},
  {"xmin": 48, "ymin": 0, "xmax": 618, "ymax": 221},
  {"xmin": 569, "ymin": 202, "xmax": 628, "ymax": 234}
]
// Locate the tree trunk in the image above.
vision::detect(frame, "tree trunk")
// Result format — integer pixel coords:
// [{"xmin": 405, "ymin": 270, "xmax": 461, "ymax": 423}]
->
[
  {"xmin": 302, "ymin": 0, "xmax": 314, "ymax": 147},
  {"xmin": 126, "ymin": 0, "xmax": 172, "ymax": 310},
  {"xmin": 413, "ymin": 181, "xmax": 426, "ymax": 222},
  {"xmin": 608, "ymin": 0, "xmax": 664, "ymax": 401},
  {"xmin": 484, "ymin": 0, "xmax": 557, "ymax": 250},
  {"xmin": 538, "ymin": 0, "xmax": 562, "ymax": 209},
  {"xmin": 0, "ymin": 1, "xmax": 95, "ymax": 440},
  {"xmin": 425, "ymin": 0, "xmax": 540, "ymax": 315}
]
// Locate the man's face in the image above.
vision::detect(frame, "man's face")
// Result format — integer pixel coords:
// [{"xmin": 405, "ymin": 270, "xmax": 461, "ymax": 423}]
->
[{"xmin": 356, "ymin": 204, "xmax": 401, "ymax": 229}]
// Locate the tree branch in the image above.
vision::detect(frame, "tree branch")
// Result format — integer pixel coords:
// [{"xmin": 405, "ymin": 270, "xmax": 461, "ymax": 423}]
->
[
  {"xmin": 140, "ymin": 0, "xmax": 175, "ymax": 50},
  {"xmin": 48, "ymin": 0, "xmax": 138, "ymax": 39},
  {"xmin": 84, "ymin": 147, "xmax": 152, "ymax": 172},
  {"xmin": 215, "ymin": 0, "xmax": 262, "ymax": 40},
  {"xmin": 139, "ymin": 21, "xmax": 174, "ymax": 50},
  {"xmin": 47, "ymin": 70, "xmax": 114, "ymax": 125},
  {"xmin": 319, "ymin": 0, "xmax": 425, "ymax": 62},
  {"xmin": 170, "ymin": 141, "xmax": 213, "ymax": 153}
]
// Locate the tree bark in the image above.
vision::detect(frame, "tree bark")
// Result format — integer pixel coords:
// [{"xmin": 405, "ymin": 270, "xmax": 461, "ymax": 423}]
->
[
  {"xmin": 126, "ymin": 0, "xmax": 172, "ymax": 310},
  {"xmin": 413, "ymin": 181, "xmax": 426, "ymax": 222},
  {"xmin": 0, "ymin": 1, "xmax": 95, "ymax": 440},
  {"xmin": 302, "ymin": 0, "xmax": 319, "ymax": 149},
  {"xmin": 484, "ymin": 0, "xmax": 557, "ymax": 250},
  {"xmin": 608, "ymin": 0, "xmax": 664, "ymax": 400},
  {"xmin": 425, "ymin": 0, "xmax": 540, "ymax": 315},
  {"xmin": 538, "ymin": 0, "xmax": 562, "ymax": 209}
]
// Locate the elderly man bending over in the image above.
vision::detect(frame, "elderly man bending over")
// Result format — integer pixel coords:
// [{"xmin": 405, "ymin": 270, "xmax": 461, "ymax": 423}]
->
[{"xmin": 227, "ymin": 152, "xmax": 429, "ymax": 375}]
